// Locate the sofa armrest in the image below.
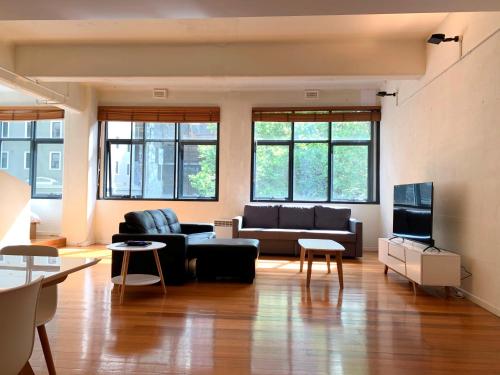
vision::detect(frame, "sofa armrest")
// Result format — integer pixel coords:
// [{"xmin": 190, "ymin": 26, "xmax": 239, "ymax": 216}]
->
[
  {"xmin": 348, "ymin": 218, "xmax": 363, "ymax": 257},
  {"xmin": 180, "ymin": 223, "xmax": 214, "ymax": 235},
  {"xmin": 232, "ymin": 216, "xmax": 243, "ymax": 238}
]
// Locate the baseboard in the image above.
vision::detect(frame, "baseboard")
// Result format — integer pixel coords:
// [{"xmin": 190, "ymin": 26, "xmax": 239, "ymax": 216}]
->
[{"xmin": 457, "ymin": 287, "xmax": 500, "ymax": 317}]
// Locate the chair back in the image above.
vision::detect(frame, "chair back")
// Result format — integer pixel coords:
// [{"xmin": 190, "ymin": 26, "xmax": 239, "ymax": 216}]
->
[
  {"xmin": 0, "ymin": 277, "xmax": 43, "ymax": 375},
  {"xmin": 1, "ymin": 245, "xmax": 59, "ymax": 326},
  {"xmin": 1, "ymin": 245, "xmax": 58, "ymax": 257}
]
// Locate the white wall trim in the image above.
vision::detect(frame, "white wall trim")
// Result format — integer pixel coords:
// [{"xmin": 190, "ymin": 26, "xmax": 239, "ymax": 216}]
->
[{"xmin": 457, "ymin": 287, "xmax": 500, "ymax": 317}]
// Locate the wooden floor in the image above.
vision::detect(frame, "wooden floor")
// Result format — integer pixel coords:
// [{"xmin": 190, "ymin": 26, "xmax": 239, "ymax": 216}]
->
[{"xmin": 28, "ymin": 247, "xmax": 500, "ymax": 375}]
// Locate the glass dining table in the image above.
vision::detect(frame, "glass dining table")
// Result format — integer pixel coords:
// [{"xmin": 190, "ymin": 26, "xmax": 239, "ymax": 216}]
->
[{"xmin": 0, "ymin": 254, "xmax": 101, "ymax": 290}]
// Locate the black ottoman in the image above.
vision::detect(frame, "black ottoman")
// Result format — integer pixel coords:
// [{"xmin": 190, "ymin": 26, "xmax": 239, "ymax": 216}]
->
[{"xmin": 188, "ymin": 239, "xmax": 259, "ymax": 283}]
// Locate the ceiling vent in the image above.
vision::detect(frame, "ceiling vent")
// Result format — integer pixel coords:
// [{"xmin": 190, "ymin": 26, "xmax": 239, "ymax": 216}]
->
[
  {"xmin": 304, "ymin": 89, "xmax": 320, "ymax": 100},
  {"xmin": 153, "ymin": 88, "xmax": 168, "ymax": 99}
]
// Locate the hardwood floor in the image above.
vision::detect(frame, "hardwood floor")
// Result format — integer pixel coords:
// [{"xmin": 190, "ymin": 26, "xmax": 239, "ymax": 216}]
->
[{"xmin": 29, "ymin": 247, "xmax": 500, "ymax": 375}]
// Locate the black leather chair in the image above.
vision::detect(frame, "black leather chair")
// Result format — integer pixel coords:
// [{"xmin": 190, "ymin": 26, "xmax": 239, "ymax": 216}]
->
[{"xmin": 111, "ymin": 209, "xmax": 215, "ymax": 285}]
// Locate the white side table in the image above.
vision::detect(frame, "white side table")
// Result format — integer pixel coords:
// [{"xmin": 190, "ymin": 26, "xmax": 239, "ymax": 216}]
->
[{"xmin": 107, "ymin": 241, "xmax": 167, "ymax": 304}]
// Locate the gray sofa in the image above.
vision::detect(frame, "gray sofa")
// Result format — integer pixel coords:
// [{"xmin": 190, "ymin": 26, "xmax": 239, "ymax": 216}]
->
[{"xmin": 232, "ymin": 205, "xmax": 362, "ymax": 257}]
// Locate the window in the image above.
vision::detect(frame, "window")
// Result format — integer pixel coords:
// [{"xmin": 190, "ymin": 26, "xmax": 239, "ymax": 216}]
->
[
  {"xmin": 251, "ymin": 108, "xmax": 379, "ymax": 203},
  {"xmin": 0, "ymin": 151, "xmax": 8, "ymax": 169},
  {"xmin": 24, "ymin": 151, "xmax": 30, "ymax": 169},
  {"xmin": 0, "ymin": 120, "xmax": 64, "ymax": 198},
  {"xmin": 49, "ymin": 151, "xmax": 61, "ymax": 170},
  {"xmin": 50, "ymin": 121, "xmax": 63, "ymax": 138},
  {"xmin": 102, "ymin": 121, "xmax": 218, "ymax": 200}
]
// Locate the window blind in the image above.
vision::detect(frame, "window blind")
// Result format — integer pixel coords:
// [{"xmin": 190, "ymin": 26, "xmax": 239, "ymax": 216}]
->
[
  {"xmin": 98, "ymin": 106, "xmax": 220, "ymax": 122},
  {"xmin": 252, "ymin": 106, "xmax": 381, "ymax": 122},
  {"xmin": 0, "ymin": 106, "xmax": 65, "ymax": 121}
]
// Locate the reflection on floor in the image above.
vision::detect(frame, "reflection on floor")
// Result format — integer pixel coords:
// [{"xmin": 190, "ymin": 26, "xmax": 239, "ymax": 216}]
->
[{"xmin": 29, "ymin": 246, "xmax": 500, "ymax": 375}]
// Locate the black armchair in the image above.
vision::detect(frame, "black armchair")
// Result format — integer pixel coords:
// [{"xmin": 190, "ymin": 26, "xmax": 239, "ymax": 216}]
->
[{"xmin": 111, "ymin": 209, "xmax": 215, "ymax": 285}]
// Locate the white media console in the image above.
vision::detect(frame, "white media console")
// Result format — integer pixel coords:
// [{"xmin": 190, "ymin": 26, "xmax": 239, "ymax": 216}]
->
[{"xmin": 378, "ymin": 238, "xmax": 461, "ymax": 295}]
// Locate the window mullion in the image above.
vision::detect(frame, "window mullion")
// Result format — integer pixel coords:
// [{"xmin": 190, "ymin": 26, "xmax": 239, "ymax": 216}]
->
[
  {"xmin": 289, "ymin": 123, "xmax": 294, "ymax": 201},
  {"xmin": 328, "ymin": 122, "xmax": 332, "ymax": 202}
]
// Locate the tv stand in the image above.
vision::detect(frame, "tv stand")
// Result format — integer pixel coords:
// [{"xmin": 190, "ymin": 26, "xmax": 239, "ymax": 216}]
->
[{"xmin": 378, "ymin": 238, "xmax": 460, "ymax": 295}]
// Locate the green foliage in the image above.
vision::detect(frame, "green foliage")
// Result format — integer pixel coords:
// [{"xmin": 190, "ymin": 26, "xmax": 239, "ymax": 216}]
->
[
  {"xmin": 188, "ymin": 145, "xmax": 216, "ymax": 197},
  {"xmin": 254, "ymin": 121, "xmax": 371, "ymax": 201}
]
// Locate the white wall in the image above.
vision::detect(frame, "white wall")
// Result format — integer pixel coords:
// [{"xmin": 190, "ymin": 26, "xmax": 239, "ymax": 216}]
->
[
  {"xmin": 30, "ymin": 199, "xmax": 62, "ymax": 235},
  {"xmin": 94, "ymin": 88, "xmax": 382, "ymax": 247},
  {"xmin": 0, "ymin": 171, "xmax": 30, "ymax": 248},
  {"xmin": 380, "ymin": 12, "xmax": 500, "ymax": 315}
]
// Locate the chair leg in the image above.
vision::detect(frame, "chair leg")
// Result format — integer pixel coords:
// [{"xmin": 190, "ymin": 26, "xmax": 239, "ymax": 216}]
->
[
  {"xmin": 19, "ymin": 361, "xmax": 35, "ymax": 375},
  {"xmin": 38, "ymin": 324, "xmax": 56, "ymax": 375}
]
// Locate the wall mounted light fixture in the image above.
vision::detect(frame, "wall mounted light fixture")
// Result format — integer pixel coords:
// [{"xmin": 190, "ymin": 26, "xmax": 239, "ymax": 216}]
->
[
  {"xmin": 376, "ymin": 91, "xmax": 397, "ymax": 97},
  {"xmin": 427, "ymin": 33, "xmax": 460, "ymax": 44}
]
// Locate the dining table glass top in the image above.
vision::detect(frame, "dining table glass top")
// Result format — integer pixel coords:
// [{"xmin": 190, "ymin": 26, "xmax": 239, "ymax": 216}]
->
[{"xmin": 0, "ymin": 255, "xmax": 100, "ymax": 290}]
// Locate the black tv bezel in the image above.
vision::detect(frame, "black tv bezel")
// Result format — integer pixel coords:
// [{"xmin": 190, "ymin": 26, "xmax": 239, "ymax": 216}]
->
[{"xmin": 392, "ymin": 182, "xmax": 434, "ymax": 246}]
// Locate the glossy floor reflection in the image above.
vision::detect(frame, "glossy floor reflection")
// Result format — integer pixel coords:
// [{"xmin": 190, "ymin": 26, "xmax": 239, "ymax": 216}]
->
[{"xmin": 29, "ymin": 247, "xmax": 500, "ymax": 375}]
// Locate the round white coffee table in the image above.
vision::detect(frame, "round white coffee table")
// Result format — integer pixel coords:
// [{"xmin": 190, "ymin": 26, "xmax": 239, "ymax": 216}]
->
[{"xmin": 107, "ymin": 241, "xmax": 167, "ymax": 304}]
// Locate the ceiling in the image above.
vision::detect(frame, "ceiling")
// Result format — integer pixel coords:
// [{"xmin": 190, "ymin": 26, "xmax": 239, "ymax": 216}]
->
[
  {"xmin": 0, "ymin": 14, "xmax": 448, "ymax": 45},
  {"xmin": 0, "ymin": 0, "xmax": 498, "ymax": 20}
]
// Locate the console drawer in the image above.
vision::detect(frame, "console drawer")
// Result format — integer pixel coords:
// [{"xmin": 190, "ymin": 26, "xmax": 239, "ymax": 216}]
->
[
  {"xmin": 386, "ymin": 255, "xmax": 406, "ymax": 275},
  {"xmin": 388, "ymin": 242, "xmax": 406, "ymax": 262}
]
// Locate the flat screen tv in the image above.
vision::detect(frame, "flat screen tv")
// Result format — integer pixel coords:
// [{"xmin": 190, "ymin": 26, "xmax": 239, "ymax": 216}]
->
[{"xmin": 393, "ymin": 182, "xmax": 434, "ymax": 246}]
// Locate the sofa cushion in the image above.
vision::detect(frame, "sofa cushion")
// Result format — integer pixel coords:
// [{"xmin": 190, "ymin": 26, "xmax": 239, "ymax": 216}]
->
[
  {"xmin": 160, "ymin": 208, "xmax": 182, "ymax": 233},
  {"xmin": 187, "ymin": 232, "xmax": 216, "ymax": 245},
  {"xmin": 124, "ymin": 211, "xmax": 159, "ymax": 234},
  {"xmin": 279, "ymin": 206, "xmax": 314, "ymax": 229},
  {"xmin": 314, "ymin": 206, "xmax": 351, "ymax": 230},
  {"xmin": 146, "ymin": 210, "xmax": 171, "ymax": 234},
  {"xmin": 238, "ymin": 228, "xmax": 355, "ymax": 242},
  {"xmin": 243, "ymin": 205, "xmax": 279, "ymax": 228}
]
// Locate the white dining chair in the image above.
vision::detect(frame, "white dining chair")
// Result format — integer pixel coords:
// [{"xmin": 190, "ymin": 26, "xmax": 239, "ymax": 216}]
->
[
  {"xmin": 1, "ymin": 245, "xmax": 59, "ymax": 375},
  {"xmin": 0, "ymin": 276, "xmax": 44, "ymax": 375}
]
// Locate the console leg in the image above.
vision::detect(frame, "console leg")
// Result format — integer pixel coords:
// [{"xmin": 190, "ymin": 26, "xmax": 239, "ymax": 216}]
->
[
  {"xmin": 384, "ymin": 265, "xmax": 389, "ymax": 274},
  {"xmin": 411, "ymin": 281, "xmax": 417, "ymax": 295}
]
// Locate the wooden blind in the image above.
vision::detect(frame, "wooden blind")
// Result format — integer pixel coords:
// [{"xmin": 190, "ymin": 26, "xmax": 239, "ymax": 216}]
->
[
  {"xmin": 98, "ymin": 106, "xmax": 220, "ymax": 122},
  {"xmin": 252, "ymin": 106, "xmax": 381, "ymax": 122},
  {"xmin": 0, "ymin": 106, "xmax": 64, "ymax": 121}
]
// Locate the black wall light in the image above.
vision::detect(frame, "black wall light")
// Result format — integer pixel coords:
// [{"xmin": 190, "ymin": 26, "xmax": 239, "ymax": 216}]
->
[
  {"xmin": 427, "ymin": 33, "xmax": 460, "ymax": 44},
  {"xmin": 376, "ymin": 91, "xmax": 397, "ymax": 97}
]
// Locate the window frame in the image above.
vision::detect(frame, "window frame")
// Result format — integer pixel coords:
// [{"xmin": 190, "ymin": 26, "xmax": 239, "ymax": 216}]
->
[
  {"xmin": 251, "ymin": 120, "xmax": 380, "ymax": 204},
  {"xmin": 100, "ymin": 121, "xmax": 219, "ymax": 201},
  {"xmin": 0, "ymin": 120, "xmax": 64, "ymax": 199}
]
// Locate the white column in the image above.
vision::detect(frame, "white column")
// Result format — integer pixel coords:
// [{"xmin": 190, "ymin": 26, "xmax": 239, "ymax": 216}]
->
[{"xmin": 61, "ymin": 86, "xmax": 98, "ymax": 245}]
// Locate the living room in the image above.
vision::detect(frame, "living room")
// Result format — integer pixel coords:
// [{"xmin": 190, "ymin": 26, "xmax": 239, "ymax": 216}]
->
[{"xmin": 0, "ymin": 2, "xmax": 499, "ymax": 374}]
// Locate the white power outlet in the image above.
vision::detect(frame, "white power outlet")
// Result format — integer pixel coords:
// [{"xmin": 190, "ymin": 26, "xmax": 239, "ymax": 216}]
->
[
  {"xmin": 153, "ymin": 88, "xmax": 168, "ymax": 99},
  {"xmin": 304, "ymin": 89, "xmax": 320, "ymax": 99}
]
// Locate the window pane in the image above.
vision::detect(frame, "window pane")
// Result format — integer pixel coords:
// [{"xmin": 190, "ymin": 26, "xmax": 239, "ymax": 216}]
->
[
  {"xmin": 36, "ymin": 120, "xmax": 64, "ymax": 139},
  {"xmin": 0, "ymin": 141, "xmax": 31, "ymax": 183},
  {"xmin": 332, "ymin": 122, "xmax": 371, "ymax": 140},
  {"xmin": 254, "ymin": 145, "xmax": 289, "ymax": 199},
  {"xmin": 1, "ymin": 121, "xmax": 32, "ymax": 139},
  {"xmin": 132, "ymin": 122, "xmax": 144, "ymax": 140},
  {"xmin": 108, "ymin": 144, "xmax": 130, "ymax": 196},
  {"xmin": 179, "ymin": 123, "xmax": 217, "ymax": 140},
  {"xmin": 254, "ymin": 122, "xmax": 291, "ymax": 141},
  {"xmin": 293, "ymin": 143, "xmax": 328, "ymax": 201},
  {"xmin": 34, "ymin": 143, "xmax": 64, "ymax": 196},
  {"xmin": 294, "ymin": 122, "xmax": 329, "ymax": 141},
  {"xmin": 145, "ymin": 123, "xmax": 175, "ymax": 140},
  {"xmin": 144, "ymin": 142, "xmax": 175, "ymax": 199},
  {"xmin": 181, "ymin": 144, "xmax": 216, "ymax": 198},
  {"xmin": 332, "ymin": 145, "xmax": 368, "ymax": 201},
  {"xmin": 131, "ymin": 144, "xmax": 143, "ymax": 197},
  {"xmin": 107, "ymin": 121, "xmax": 131, "ymax": 139}
]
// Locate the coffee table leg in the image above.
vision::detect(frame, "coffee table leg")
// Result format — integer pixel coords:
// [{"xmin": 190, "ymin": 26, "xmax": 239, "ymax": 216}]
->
[
  {"xmin": 299, "ymin": 245, "xmax": 305, "ymax": 272},
  {"xmin": 153, "ymin": 249, "xmax": 167, "ymax": 295},
  {"xmin": 326, "ymin": 254, "xmax": 331, "ymax": 273},
  {"xmin": 335, "ymin": 251, "xmax": 343, "ymax": 289},
  {"xmin": 306, "ymin": 250, "xmax": 313, "ymax": 287},
  {"xmin": 120, "ymin": 251, "xmax": 130, "ymax": 304}
]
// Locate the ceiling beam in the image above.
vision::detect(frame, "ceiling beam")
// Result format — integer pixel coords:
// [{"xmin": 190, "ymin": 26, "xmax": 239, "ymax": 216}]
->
[
  {"xmin": 1, "ymin": 0, "xmax": 499, "ymax": 20},
  {"xmin": 15, "ymin": 40, "xmax": 426, "ymax": 80}
]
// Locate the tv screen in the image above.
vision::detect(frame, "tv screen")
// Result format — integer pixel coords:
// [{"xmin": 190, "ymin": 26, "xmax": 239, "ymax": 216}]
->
[{"xmin": 393, "ymin": 182, "xmax": 434, "ymax": 245}]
